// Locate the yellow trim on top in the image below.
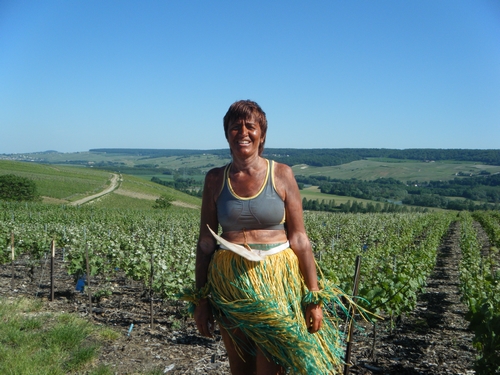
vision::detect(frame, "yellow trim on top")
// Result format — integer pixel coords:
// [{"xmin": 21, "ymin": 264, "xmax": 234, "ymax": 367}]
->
[
  {"xmin": 218, "ymin": 164, "xmax": 230, "ymax": 198},
  {"xmin": 270, "ymin": 160, "xmax": 286, "ymax": 224},
  {"xmin": 227, "ymin": 159, "xmax": 270, "ymax": 200}
]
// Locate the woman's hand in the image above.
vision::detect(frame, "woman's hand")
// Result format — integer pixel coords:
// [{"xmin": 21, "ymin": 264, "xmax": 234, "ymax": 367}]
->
[
  {"xmin": 305, "ymin": 303, "xmax": 323, "ymax": 333},
  {"xmin": 194, "ymin": 298, "xmax": 215, "ymax": 338}
]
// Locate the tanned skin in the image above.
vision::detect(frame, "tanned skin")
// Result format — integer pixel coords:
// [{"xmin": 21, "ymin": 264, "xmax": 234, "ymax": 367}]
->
[{"xmin": 194, "ymin": 116, "xmax": 322, "ymax": 375}]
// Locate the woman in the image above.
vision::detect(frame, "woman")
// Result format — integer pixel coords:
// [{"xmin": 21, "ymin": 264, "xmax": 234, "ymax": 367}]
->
[{"xmin": 185, "ymin": 100, "xmax": 348, "ymax": 374}]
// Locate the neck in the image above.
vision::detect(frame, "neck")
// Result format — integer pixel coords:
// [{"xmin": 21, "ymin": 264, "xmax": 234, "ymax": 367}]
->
[{"xmin": 231, "ymin": 155, "xmax": 264, "ymax": 174}]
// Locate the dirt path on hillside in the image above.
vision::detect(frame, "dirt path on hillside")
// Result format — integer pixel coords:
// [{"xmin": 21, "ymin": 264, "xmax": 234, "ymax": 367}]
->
[
  {"xmin": 66, "ymin": 174, "xmax": 200, "ymax": 209},
  {"xmin": 114, "ymin": 188, "xmax": 200, "ymax": 209},
  {"xmin": 70, "ymin": 173, "xmax": 121, "ymax": 206},
  {"xmin": 0, "ymin": 221, "xmax": 479, "ymax": 374}
]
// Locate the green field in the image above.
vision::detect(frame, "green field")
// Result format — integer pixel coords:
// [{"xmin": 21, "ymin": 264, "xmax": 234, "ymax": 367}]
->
[
  {"xmin": 9, "ymin": 151, "xmax": 228, "ymax": 184},
  {"xmin": 291, "ymin": 159, "xmax": 500, "ymax": 182},
  {"xmin": 2, "ymin": 153, "xmax": 499, "ymax": 212},
  {"xmin": 0, "ymin": 160, "xmax": 111, "ymax": 202},
  {"xmin": 11, "ymin": 151, "xmax": 231, "ymax": 171},
  {"xmin": 300, "ymin": 186, "xmax": 381, "ymax": 206},
  {"xmin": 8, "ymin": 151, "xmax": 500, "ymax": 183},
  {"xmin": 112, "ymin": 174, "xmax": 200, "ymax": 207},
  {"xmin": 1, "ymin": 159, "xmax": 386, "ymax": 211},
  {"xmin": 0, "ymin": 160, "xmax": 200, "ymax": 210},
  {"xmin": 134, "ymin": 158, "xmax": 500, "ymax": 185},
  {"xmin": 299, "ymin": 186, "xmax": 442, "ymax": 212}
]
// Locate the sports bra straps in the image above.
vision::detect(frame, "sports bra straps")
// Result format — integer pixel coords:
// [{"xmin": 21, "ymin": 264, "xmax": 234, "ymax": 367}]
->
[{"xmin": 216, "ymin": 159, "xmax": 286, "ymax": 232}]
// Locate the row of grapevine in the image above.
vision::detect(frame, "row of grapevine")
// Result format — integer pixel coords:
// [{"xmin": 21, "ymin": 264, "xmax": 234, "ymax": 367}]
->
[
  {"xmin": 1, "ymin": 202, "xmax": 199, "ymax": 299},
  {"xmin": 459, "ymin": 211, "xmax": 500, "ymax": 373},
  {"xmin": 306, "ymin": 211, "xmax": 454, "ymax": 321},
  {"xmin": 2, "ymin": 201, "xmax": 453, "ymax": 320},
  {"xmin": 473, "ymin": 210, "xmax": 500, "ymax": 248}
]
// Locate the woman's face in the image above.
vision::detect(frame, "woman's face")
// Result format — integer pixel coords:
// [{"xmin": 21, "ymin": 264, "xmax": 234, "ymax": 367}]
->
[{"xmin": 227, "ymin": 116, "xmax": 264, "ymax": 158}]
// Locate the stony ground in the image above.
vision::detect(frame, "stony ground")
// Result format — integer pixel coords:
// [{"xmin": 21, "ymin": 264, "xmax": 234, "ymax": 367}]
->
[{"xmin": 1, "ymin": 221, "xmax": 482, "ymax": 374}]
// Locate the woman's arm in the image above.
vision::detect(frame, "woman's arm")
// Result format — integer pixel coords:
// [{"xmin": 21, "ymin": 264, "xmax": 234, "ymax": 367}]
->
[
  {"xmin": 194, "ymin": 167, "xmax": 221, "ymax": 337},
  {"xmin": 275, "ymin": 162, "xmax": 323, "ymax": 333}
]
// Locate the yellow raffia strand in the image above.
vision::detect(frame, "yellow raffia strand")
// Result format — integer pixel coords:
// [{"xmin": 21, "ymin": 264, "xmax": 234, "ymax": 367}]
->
[
  {"xmin": 309, "ymin": 263, "xmax": 382, "ymax": 324},
  {"xmin": 207, "ymin": 248, "xmax": 347, "ymax": 374},
  {"xmin": 178, "ymin": 246, "xmax": 380, "ymax": 372}
]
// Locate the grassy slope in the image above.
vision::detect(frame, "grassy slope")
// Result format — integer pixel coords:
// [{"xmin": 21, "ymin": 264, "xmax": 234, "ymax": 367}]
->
[
  {"xmin": 0, "ymin": 160, "xmax": 201, "ymax": 211},
  {"xmin": 4, "ymin": 154, "xmax": 498, "ymax": 210},
  {"xmin": 291, "ymin": 159, "xmax": 500, "ymax": 182},
  {"xmin": 293, "ymin": 159, "xmax": 500, "ymax": 208},
  {"xmin": 299, "ymin": 186, "xmax": 446, "ymax": 212},
  {"xmin": 20, "ymin": 151, "xmax": 500, "ymax": 182},
  {"xmin": 300, "ymin": 186, "xmax": 382, "ymax": 206},
  {"xmin": 77, "ymin": 155, "xmax": 500, "ymax": 188},
  {"xmin": 0, "ymin": 160, "xmax": 111, "ymax": 202},
  {"xmin": 101, "ymin": 173, "xmax": 201, "ymax": 210},
  {"xmin": 19, "ymin": 151, "xmax": 232, "ymax": 170}
]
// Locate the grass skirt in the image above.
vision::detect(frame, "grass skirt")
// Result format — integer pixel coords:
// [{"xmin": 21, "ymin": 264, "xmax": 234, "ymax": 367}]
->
[{"xmin": 207, "ymin": 247, "xmax": 347, "ymax": 374}]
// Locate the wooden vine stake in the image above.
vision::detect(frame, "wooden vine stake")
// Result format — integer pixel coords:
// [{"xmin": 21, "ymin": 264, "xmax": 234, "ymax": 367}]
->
[
  {"xmin": 11, "ymin": 232, "xmax": 15, "ymax": 289},
  {"xmin": 344, "ymin": 255, "xmax": 362, "ymax": 375},
  {"xmin": 85, "ymin": 242, "xmax": 93, "ymax": 320},
  {"xmin": 50, "ymin": 240, "xmax": 55, "ymax": 301},
  {"xmin": 150, "ymin": 252, "xmax": 154, "ymax": 328}
]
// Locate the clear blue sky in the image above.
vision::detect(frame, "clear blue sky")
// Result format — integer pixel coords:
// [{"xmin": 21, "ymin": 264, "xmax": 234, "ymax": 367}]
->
[{"xmin": 1, "ymin": 0, "xmax": 499, "ymax": 154}]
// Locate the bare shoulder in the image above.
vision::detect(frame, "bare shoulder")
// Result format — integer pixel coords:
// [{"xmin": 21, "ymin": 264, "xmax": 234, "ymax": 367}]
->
[
  {"xmin": 203, "ymin": 165, "xmax": 226, "ymax": 199},
  {"xmin": 272, "ymin": 160, "xmax": 293, "ymax": 176},
  {"xmin": 272, "ymin": 161, "xmax": 297, "ymax": 198},
  {"xmin": 205, "ymin": 165, "xmax": 225, "ymax": 183}
]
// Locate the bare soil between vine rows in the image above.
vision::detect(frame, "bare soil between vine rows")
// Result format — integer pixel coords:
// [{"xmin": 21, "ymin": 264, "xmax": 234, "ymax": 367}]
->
[{"xmin": 1, "ymin": 221, "xmax": 482, "ymax": 374}]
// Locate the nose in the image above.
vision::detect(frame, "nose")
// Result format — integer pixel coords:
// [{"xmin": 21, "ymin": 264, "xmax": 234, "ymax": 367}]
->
[{"xmin": 239, "ymin": 124, "xmax": 248, "ymax": 136}]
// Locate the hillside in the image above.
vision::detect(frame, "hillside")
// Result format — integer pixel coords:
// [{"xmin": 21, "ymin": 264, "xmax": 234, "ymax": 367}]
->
[
  {"xmin": 0, "ymin": 160, "xmax": 200, "ymax": 211},
  {"xmin": 2, "ymin": 149, "xmax": 500, "ymax": 212},
  {"xmin": 3, "ymin": 148, "xmax": 500, "ymax": 172},
  {"xmin": 292, "ymin": 159, "xmax": 500, "ymax": 182}
]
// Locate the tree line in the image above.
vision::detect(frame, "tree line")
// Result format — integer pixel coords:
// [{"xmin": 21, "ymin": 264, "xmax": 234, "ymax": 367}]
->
[
  {"xmin": 88, "ymin": 148, "xmax": 500, "ymax": 167},
  {"xmin": 296, "ymin": 174, "xmax": 500, "ymax": 211},
  {"xmin": 265, "ymin": 148, "xmax": 500, "ymax": 166},
  {"xmin": 301, "ymin": 197, "xmax": 429, "ymax": 214},
  {"xmin": 150, "ymin": 177, "xmax": 202, "ymax": 197}
]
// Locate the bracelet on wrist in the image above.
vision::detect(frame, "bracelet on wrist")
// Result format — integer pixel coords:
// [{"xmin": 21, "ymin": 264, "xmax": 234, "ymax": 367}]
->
[
  {"xmin": 178, "ymin": 284, "xmax": 209, "ymax": 303},
  {"xmin": 302, "ymin": 280, "xmax": 342, "ymax": 306},
  {"xmin": 302, "ymin": 289, "xmax": 328, "ymax": 306},
  {"xmin": 177, "ymin": 284, "xmax": 210, "ymax": 315}
]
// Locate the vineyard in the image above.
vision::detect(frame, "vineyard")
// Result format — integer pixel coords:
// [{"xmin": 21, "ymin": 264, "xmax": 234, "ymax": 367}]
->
[{"xmin": 1, "ymin": 201, "xmax": 500, "ymax": 374}]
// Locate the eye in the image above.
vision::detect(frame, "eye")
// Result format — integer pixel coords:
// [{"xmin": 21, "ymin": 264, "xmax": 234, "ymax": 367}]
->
[{"xmin": 246, "ymin": 122, "xmax": 257, "ymax": 131}]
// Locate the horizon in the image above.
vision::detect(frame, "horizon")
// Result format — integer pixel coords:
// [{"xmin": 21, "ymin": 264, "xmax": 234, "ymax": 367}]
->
[{"xmin": 3, "ymin": 146, "xmax": 500, "ymax": 157}]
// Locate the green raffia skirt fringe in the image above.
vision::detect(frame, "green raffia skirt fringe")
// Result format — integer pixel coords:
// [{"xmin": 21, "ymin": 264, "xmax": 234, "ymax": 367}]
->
[{"xmin": 207, "ymin": 247, "xmax": 347, "ymax": 374}]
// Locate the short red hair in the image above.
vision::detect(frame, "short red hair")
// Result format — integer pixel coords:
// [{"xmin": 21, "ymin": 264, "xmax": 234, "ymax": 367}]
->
[{"xmin": 223, "ymin": 100, "xmax": 267, "ymax": 155}]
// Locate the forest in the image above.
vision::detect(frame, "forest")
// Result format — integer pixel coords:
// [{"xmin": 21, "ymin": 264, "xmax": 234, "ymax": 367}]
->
[
  {"xmin": 268, "ymin": 148, "xmax": 500, "ymax": 166},
  {"xmin": 296, "ymin": 174, "xmax": 500, "ymax": 211}
]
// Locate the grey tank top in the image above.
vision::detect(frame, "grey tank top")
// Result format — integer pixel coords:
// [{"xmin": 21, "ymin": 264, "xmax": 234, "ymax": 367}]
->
[{"xmin": 216, "ymin": 159, "xmax": 286, "ymax": 232}]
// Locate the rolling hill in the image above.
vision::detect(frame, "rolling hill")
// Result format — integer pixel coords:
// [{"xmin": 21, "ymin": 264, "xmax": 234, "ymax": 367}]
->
[
  {"xmin": 0, "ymin": 160, "xmax": 200, "ymax": 211},
  {"xmin": 2, "ymin": 148, "xmax": 500, "ymax": 212}
]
